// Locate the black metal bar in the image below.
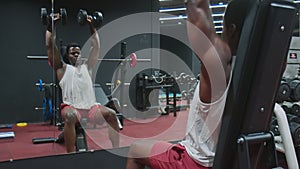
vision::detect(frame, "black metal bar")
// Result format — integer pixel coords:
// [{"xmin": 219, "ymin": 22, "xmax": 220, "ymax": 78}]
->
[{"xmin": 27, "ymin": 55, "xmax": 151, "ymax": 62}]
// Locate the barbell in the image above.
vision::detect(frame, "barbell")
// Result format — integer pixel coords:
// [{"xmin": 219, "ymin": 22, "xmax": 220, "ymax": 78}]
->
[
  {"xmin": 96, "ymin": 53, "xmax": 151, "ymax": 68},
  {"xmin": 41, "ymin": 8, "xmax": 67, "ymax": 25},
  {"xmin": 75, "ymin": 53, "xmax": 150, "ymax": 68},
  {"xmin": 27, "ymin": 53, "xmax": 151, "ymax": 68}
]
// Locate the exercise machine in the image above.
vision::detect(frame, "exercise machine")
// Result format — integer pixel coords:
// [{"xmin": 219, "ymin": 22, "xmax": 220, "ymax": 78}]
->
[
  {"xmin": 213, "ymin": 0, "xmax": 298, "ymax": 168},
  {"xmin": 32, "ymin": 79, "xmax": 61, "ymax": 144}
]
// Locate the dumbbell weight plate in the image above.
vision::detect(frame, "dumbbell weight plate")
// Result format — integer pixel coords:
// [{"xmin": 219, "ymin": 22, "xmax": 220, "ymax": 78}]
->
[
  {"xmin": 281, "ymin": 104, "xmax": 291, "ymax": 114},
  {"xmin": 176, "ymin": 72, "xmax": 186, "ymax": 83},
  {"xmin": 289, "ymin": 122, "xmax": 300, "ymax": 147},
  {"xmin": 276, "ymin": 80, "xmax": 291, "ymax": 103},
  {"xmin": 77, "ymin": 9, "xmax": 88, "ymax": 26},
  {"xmin": 41, "ymin": 8, "xmax": 48, "ymax": 25},
  {"xmin": 292, "ymin": 103, "xmax": 300, "ymax": 116},
  {"xmin": 92, "ymin": 11, "xmax": 103, "ymax": 28},
  {"xmin": 41, "ymin": 8, "xmax": 67, "ymax": 26},
  {"xmin": 294, "ymin": 83, "xmax": 300, "ymax": 101},
  {"xmin": 181, "ymin": 90, "xmax": 188, "ymax": 99},
  {"xmin": 188, "ymin": 88, "xmax": 195, "ymax": 96},
  {"xmin": 290, "ymin": 79, "xmax": 300, "ymax": 101},
  {"xmin": 60, "ymin": 8, "xmax": 67, "ymax": 25}
]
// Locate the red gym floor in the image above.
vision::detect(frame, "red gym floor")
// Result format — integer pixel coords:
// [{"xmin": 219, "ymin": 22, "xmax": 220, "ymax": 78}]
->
[{"xmin": 0, "ymin": 108, "xmax": 188, "ymax": 162}]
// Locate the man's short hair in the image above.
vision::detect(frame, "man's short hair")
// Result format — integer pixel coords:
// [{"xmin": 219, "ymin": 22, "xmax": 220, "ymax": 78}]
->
[
  {"xmin": 224, "ymin": 0, "xmax": 253, "ymax": 33},
  {"xmin": 62, "ymin": 42, "xmax": 81, "ymax": 64},
  {"xmin": 66, "ymin": 43, "xmax": 81, "ymax": 54}
]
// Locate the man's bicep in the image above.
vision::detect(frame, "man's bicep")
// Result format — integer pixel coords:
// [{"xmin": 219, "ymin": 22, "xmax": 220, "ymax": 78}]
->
[{"xmin": 86, "ymin": 47, "xmax": 99, "ymax": 68}]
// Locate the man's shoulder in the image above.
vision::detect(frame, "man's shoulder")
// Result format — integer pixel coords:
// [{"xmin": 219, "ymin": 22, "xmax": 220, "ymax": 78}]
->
[{"xmin": 213, "ymin": 37, "xmax": 232, "ymax": 62}]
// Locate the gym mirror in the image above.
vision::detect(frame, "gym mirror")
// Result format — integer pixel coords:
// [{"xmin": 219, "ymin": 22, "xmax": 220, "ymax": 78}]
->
[{"xmin": 0, "ymin": 0, "xmax": 197, "ymax": 162}]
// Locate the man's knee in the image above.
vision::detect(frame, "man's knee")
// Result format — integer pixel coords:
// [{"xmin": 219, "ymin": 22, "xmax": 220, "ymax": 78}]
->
[
  {"xmin": 129, "ymin": 141, "xmax": 143, "ymax": 154},
  {"xmin": 128, "ymin": 141, "xmax": 142, "ymax": 158},
  {"xmin": 128, "ymin": 140, "xmax": 155, "ymax": 158},
  {"xmin": 100, "ymin": 107, "xmax": 117, "ymax": 121},
  {"xmin": 91, "ymin": 106, "xmax": 114, "ymax": 124},
  {"xmin": 62, "ymin": 108, "xmax": 78, "ymax": 124}
]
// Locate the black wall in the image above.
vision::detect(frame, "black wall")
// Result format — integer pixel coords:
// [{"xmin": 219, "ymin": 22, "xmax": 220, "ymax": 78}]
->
[
  {"xmin": 160, "ymin": 23, "xmax": 200, "ymax": 78},
  {"xmin": 0, "ymin": 0, "xmax": 159, "ymax": 124}
]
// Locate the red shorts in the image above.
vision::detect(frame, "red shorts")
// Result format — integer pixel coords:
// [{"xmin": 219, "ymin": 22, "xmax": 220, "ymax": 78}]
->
[
  {"xmin": 61, "ymin": 104, "xmax": 101, "ymax": 123},
  {"xmin": 149, "ymin": 141, "xmax": 211, "ymax": 169}
]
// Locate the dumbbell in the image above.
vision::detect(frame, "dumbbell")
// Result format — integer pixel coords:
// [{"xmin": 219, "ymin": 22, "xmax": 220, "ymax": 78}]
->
[
  {"xmin": 270, "ymin": 116, "xmax": 280, "ymax": 136},
  {"xmin": 41, "ymin": 8, "xmax": 67, "ymax": 25},
  {"xmin": 286, "ymin": 113, "xmax": 300, "ymax": 124},
  {"xmin": 276, "ymin": 80, "xmax": 291, "ymax": 103},
  {"xmin": 276, "ymin": 79, "xmax": 291, "ymax": 103},
  {"xmin": 291, "ymin": 103, "xmax": 300, "ymax": 116},
  {"xmin": 190, "ymin": 77, "xmax": 198, "ymax": 84},
  {"xmin": 281, "ymin": 103, "xmax": 291, "ymax": 114},
  {"xmin": 289, "ymin": 79, "xmax": 300, "ymax": 102},
  {"xmin": 181, "ymin": 90, "xmax": 188, "ymax": 99},
  {"xmin": 289, "ymin": 122, "xmax": 300, "ymax": 147},
  {"xmin": 175, "ymin": 72, "xmax": 186, "ymax": 83},
  {"xmin": 182, "ymin": 74, "xmax": 191, "ymax": 83},
  {"xmin": 77, "ymin": 9, "xmax": 103, "ymax": 28},
  {"xmin": 164, "ymin": 75, "xmax": 175, "ymax": 84},
  {"xmin": 188, "ymin": 88, "xmax": 195, "ymax": 97}
]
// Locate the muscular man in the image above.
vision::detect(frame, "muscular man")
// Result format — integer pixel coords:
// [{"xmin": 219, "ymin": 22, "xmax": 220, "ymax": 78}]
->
[
  {"xmin": 45, "ymin": 13, "xmax": 119, "ymax": 152},
  {"xmin": 126, "ymin": 0, "xmax": 250, "ymax": 168}
]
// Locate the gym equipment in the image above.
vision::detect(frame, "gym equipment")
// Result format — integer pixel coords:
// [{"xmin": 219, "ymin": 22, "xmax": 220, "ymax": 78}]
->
[
  {"xmin": 28, "ymin": 39, "xmax": 151, "ymax": 68},
  {"xmin": 0, "ymin": 124, "xmax": 12, "ymax": 129},
  {"xmin": 291, "ymin": 102, "xmax": 300, "ymax": 116},
  {"xmin": 40, "ymin": 7, "xmax": 67, "ymax": 25},
  {"xmin": 135, "ymin": 70, "xmax": 178, "ymax": 116},
  {"xmin": 181, "ymin": 90, "xmax": 188, "ymax": 99},
  {"xmin": 280, "ymin": 102, "xmax": 300, "ymax": 116},
  {"xmin": 54, "ymin": 118, "xmax": 90, "ymax": 150},
  {"xmin": 281, "ymin": 102, "xmax": 291, "ymax": 114},
  {"xmin": 94, "ymin": 84, "xmax": 123, "ymax": 128},
  {"xmin": 273, "ymin": 112, "xmax": 300, "ymax": 150},
  {"xmin": 97, "ymin": 53, "xmax": 149, "ymax": 68},
  {"xmin": 289, "ymin": 78, "xmax": 300, "ymax": 101},
  {"xmin": 31, "ymin": 79, "xmax": 60, "ymax": 144},
  {"xmin": 175, "ymin": 72, "xmax": 186, "ymax": 83},
  {"xmin": 0, "ymin": 132, "xmax": 14, "ymax": 139},
  {"xmin": 289, "ymin": 122, "xmax": 300, "ymax": 147},
  {"xmin": 276, "ymin": 80, "xmax": 291, "ymax": 103},
  {"xmin": 35, "ymin": 79, "xmax": 55, "ymax": 122},
  {"xmin": 75, "ymin": 125, "xmax": 88, "ymax": 152},
  {"xmin": 270, "ymin": 116, "xmax": 280, "ymax": 136},
  {"xmin": 286, "ymin": 113, "xmax": 300, "ymax": 147},
  {"xmin": 213, "ymin": 0, "xmax": 298, "ymax": 169},
  {"xmin": 96, "ymin": 53, "xmax": 149, "ymax": 67},
  {"xmin": 27, "ymin": 53, "xmax": 150, "ymax": 68},
  {"xmin": 273, "ymin": 104, "xmax": 299, "ymax": 169},
  {"xmin": 32, "ymin": 137, "xmax": 56, "ymax": 144},
  {"xmin": 55, "ymin": 84, "xmax": 124, "ymax": 152},
  {"xmin": 77, "ymin": 9, "xmax": 103, "ymax": 28},
  {"xmin": 109, "ymin": 41, "xmax": 152, "ymax": 118},
  {"xmin": 172, "ymin": 72, "xmax": 198, "ymax": 106}
]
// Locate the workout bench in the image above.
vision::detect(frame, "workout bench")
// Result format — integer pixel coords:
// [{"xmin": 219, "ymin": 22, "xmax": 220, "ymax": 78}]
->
[
  {"xmin": 56, "ymin": 84, "xmax": 123, "ymax": 152},
  {"xmin": 213, "ymin": 0, "xmax": 298, "ymax": 169}
]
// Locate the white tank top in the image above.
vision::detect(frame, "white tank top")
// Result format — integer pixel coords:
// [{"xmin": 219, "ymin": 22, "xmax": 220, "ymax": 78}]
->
[
  {"xmin": 180, "ymin": 60, "xmax": 234, "ymax": 167},
  {"xmin": 59, "ymin": 64, "xmax": 97, "ymax": 109}
]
